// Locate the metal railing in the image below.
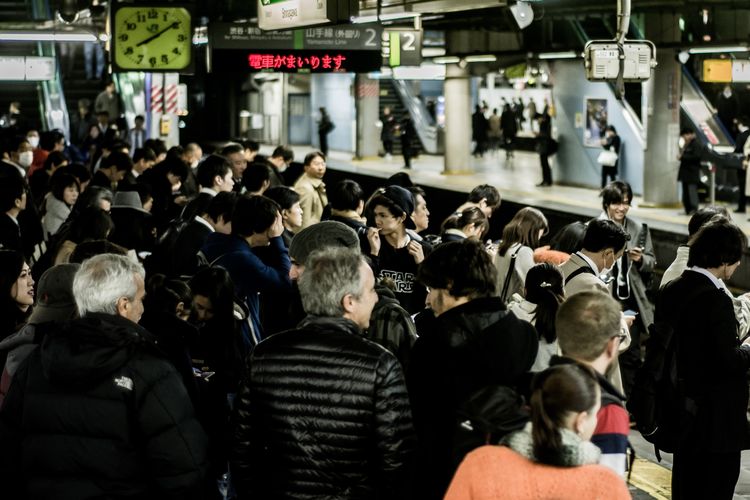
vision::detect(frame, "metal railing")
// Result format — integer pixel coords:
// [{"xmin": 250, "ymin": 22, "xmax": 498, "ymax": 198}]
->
[{"xmin": 391, "ymin": 78, "xmax": 440, "ymax": 154}]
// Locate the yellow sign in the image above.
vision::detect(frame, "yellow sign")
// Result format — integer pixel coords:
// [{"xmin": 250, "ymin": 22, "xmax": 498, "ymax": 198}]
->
[
  {"xmin": 160, "ymin": 116, "xmax": 171, "ymax": 136},
  {"xmin": 703, "ymin": 59, "xmax": 732, "ymax": 83}
]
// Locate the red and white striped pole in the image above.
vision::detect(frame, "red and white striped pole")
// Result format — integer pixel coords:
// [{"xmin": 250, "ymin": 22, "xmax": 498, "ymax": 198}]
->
[{"xmin": 164, "ymin": 83, "xmax": 178, "ymax": 114}]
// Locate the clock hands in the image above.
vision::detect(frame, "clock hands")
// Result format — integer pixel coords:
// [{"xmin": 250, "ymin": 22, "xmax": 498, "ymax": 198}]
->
[{"xmin": 135, "ymin": 21, "xmax": 180, "ymax": 47}]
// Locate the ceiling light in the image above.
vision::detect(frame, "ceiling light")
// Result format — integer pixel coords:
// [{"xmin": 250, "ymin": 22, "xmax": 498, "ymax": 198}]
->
[
  {"xmin": 0, "ymin": 31, "xmax": 97, "ymax": 42},
  {"xmin": 537, "ymin": 51, "xmax": 579, "ymax": 59},
  {"xmin": 351, "ymin": 12, "xmax": 419, "ymax": 24},
  {"xmin": 433, "ymin": 56, "xmax": 460, "ymax": 65},
  {"xmin": 688, "ymin": 46, "xmax": 749, "ymax": 54},
  {"xmin": 464, "ymin": 55, "xmax": 497, "ymax": 63}
]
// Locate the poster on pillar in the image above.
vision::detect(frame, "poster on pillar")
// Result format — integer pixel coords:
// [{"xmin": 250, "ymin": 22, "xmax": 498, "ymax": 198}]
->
[{"xmin": 583, "ymin": 97, "xmax": 607, "ymax": 147}]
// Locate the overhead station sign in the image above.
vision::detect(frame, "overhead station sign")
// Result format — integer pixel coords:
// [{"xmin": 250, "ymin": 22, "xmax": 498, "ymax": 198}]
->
[
  {"xmin": 702, "ymin": 59, "xmax": 750, "ymax": 83},
  {"xmin": 210, "ymin": 23, "xmax": 382, "ymax": 73},
  {"xmin": 0, "ymin": 56, "xmax": 55, "ymax": 81},
  {"xmin": 258, "ymin": 0, "xmax": 358, "ymax": 31}
]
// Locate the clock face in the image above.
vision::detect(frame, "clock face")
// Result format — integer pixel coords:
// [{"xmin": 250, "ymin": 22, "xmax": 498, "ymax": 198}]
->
[{"xmin": 113, "ymin": 6, "xmax": 192, "ymax": 71}]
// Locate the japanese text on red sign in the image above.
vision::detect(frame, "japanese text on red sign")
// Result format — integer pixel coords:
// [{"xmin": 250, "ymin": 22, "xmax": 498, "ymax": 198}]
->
[{"xmin": 247, "ymin": 53, "xmax": 347, "ymax": 71}]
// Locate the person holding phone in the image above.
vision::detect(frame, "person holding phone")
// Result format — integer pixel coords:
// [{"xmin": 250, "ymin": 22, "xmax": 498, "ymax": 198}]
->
[{"xmin": 597, "ymin": 181, "xmax": 655, "ymax": 398}]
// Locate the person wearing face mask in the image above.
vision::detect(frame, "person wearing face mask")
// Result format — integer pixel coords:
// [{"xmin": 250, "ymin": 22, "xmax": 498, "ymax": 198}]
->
[
  {"xmin": 597, "ymin": 181, "xmax": 655, "ymax": 397},
  {"xmin": 559, "ymin": 219, "xmax": 631, "ymax": 393},
  {"xmin": 1, "ymin": 137, "xmax": 34, "ymax": 177},
  {"xmin": 658, "ymin": 218, "xmax": 750, "ymax": 500}
]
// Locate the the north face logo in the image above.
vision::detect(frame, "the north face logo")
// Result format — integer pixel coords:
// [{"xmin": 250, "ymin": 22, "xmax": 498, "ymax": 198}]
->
[{"xmin": 114, "ymin": 376, "xmax": 133, "ymax": 391}]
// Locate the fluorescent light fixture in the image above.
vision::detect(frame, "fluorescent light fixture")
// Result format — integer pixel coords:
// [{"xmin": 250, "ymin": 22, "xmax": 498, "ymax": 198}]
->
[
  {"xmin": 0, "ymin": 31, "xmax": 97, "ymax": 42},
  {"xmin": 537, "ymin": 51, "xmax": 579, "ymax": 59},
  {"xmin": 422, "ymin": 47, "xmax": 446, "ymax": 57},
  {"xmin": 465, "ymin": 55, "xmax": 497, "ymax": 63},
  {"xmin": 433, "ymin": 56, "xmax": 460, "ymax": 65},
  {"xmin": 688, "ymin": 46, "xmax": 749, "ymax": 54},
  {"xmin": 351, "ymin": 12, "xmax": 419, "ymax": 24}
]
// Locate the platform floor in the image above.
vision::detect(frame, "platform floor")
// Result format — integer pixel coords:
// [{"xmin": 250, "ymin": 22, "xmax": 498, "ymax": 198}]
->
[
  {"xmin": 257, "ymin": 144, "xmax": 750, "ymax": 498},
  {"xmin": 267, "ymin": 145, "xmax": 750, "ymax": 238}
]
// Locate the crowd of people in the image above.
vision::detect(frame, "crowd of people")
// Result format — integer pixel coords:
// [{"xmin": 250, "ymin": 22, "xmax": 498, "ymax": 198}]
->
[{"xmin": 0, "ymin": 117, "xmax": 750, "ymax": 500}]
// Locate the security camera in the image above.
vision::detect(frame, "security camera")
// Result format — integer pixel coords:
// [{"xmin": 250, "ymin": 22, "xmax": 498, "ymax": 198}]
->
[
  {"xmin": 57, "ymin": 0, "xmax": 80, "ymax": 23},
  {"xmin": 510, "ymin": 1, "xmax": 534, "ymax": 30}
]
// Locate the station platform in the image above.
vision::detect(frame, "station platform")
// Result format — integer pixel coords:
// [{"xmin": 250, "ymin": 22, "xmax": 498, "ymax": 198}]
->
[
  {"xmin": 261, "ymin": 143, "xmax": 750, "ymax": 290},
  {"xmin": 259, "ymin": 143, "xmax": 750, "ymax": 499}
]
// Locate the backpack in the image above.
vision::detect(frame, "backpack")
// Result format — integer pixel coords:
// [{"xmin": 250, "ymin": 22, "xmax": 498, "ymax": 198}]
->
[
  {"xmin": 451, "ymin": 385, "xmax": 529, "ymax": 468},
  {"xmin": 627, "ymin": 320, "xmax": 696, "ymax": 459}
]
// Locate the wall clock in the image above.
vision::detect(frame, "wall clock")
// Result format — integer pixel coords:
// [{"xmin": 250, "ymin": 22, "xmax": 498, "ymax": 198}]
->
[{"xmin": 112, "ymin": 5, "xmax": 192, "ymax": 71}]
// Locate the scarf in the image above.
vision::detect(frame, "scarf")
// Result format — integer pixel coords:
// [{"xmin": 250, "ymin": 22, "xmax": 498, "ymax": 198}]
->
[{"xmin": 503, "ymin": 422, "xmax": 601, "ymax": 467}]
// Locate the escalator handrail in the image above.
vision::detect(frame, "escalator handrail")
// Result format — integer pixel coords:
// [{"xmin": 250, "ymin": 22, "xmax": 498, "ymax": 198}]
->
[{"xmin": 390, "ymin": 78, "xmax": 438, "ymax": 154}]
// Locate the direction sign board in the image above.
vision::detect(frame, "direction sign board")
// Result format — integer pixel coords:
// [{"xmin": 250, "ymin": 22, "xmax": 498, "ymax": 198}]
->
[{"xmin": 258, "ymin": 0, "xmax": 357, "ymax": 31}]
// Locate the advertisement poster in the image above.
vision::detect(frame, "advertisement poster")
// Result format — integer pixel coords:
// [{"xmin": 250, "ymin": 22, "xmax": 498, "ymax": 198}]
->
[{"xmin": 584, "ymin": 98, "xmax": 608, "ymax": 147}]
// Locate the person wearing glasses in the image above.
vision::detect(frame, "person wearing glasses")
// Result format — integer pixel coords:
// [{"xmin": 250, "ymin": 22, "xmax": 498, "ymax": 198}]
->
[
  {"xmin": 552, "ymin": 291, "xmax": 631, "ymax": 478},
  {"xmin": 598, "ymin": 181, "xmax": 655, "ymax": 398}
]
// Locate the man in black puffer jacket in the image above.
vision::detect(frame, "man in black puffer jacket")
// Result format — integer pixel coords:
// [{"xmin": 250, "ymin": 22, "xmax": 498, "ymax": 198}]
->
[
  {"xmin": 231, "ymin": 247, "xmax": 415, "ymax": 499},
  {"xmin": 408, "ymin": 240, "xmax": 538, "ymax": 500},
  {"xmin": 0, "ymin": 254, "xmax": 208, "ymax": 500}
]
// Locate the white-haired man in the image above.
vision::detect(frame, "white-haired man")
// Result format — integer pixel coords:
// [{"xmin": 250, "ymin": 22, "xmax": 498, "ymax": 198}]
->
[
  {"xmin": 231, "ymin": 247, "xmax": 415, "ymax": 499},
  {"xmin": 0, "ymin": 254, "xmax": 208, "ymax": 499}
]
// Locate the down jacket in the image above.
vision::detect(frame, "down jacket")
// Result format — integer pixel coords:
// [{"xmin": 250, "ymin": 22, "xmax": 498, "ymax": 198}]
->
[
  {"xmin": 231, "ymin": 316, "xmax": 416, "ymax": 500},
  {"xmin": 0, "ymin": 313, "xmax": 208, "ymax": 500}
]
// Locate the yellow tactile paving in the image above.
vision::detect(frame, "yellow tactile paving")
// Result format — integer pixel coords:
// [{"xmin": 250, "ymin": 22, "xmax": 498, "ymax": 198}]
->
[{"xmin": 629, "ymin": 458, "xmax": 672, "ymax": 500}]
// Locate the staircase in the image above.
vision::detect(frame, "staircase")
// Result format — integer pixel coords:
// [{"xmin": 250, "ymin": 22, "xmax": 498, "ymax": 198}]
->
[
  {"xmin": 379, "ymin": 78, "xmax": 423, "ymax": 157},
  {"xmin": 60, "ymin": 42, "xmax": 108, "ymax": 140},
  {"xmin": 0, "ymin": 42, "xmax": 44, "ymax": 133}
]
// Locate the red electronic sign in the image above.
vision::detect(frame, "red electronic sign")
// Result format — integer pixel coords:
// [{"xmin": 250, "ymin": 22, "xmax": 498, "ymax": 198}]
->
[
  {"xmin": 247, "ymin": 53, "xmax": 347, "ymax": 71},
  {"xmin": 210, "ymin": 49, "xmax": 382, "ymax": 74}
]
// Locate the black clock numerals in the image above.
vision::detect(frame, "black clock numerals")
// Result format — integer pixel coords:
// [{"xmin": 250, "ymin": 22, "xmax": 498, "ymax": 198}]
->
[
  {"xmin": 148, "ymin": 9, "xmax": 158, "ymax": 19},
  {"xmin": 161, "ymin": 54, "xmax": 169, "ymax": 64},
  {"xmin": 147, "ymin": 23, "xmax": 159, "ymax": 33},
  {"xmin": 125, "ymin": 47, "xmax": 133, "ymax": 55},
  {"xmin": 173, "ymin": 47, "xmax": 181, "ymax": 55},
  {"xmin": 149, "ymin": 57, "xmax": 157, "ymax": 67},
  {"xmin": 119, "ymin": 34, "xmax": 128, "ymax": 41},
  {"xmin": 126, "ymin": 23, "xmax": 136, "ymax": 30},
  {"xmin": 177, "ymin": 34, "xmax": 186, "ymax": 42},
  {"xmin": 137, "ymin": 12, "xmax": 145, "ymax": 22},
  {"xmin": 137, "ymin": 54, "xmax": 144, "ymax": 64}
]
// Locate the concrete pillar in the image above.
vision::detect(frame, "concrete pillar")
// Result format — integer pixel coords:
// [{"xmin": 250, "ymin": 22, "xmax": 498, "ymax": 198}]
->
[
  {"xmin": 356, "ymin": 75, "xmax": 380, "ymax": 159},
  {"xmin": 444, "ymin": 63, "xmax": 472, "ymax": 174},
  {"xmin": 643, "ymin": 17, "xmax": 681, "ymax": 207}
]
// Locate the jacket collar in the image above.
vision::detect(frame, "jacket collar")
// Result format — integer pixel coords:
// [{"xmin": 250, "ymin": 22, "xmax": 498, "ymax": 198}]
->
[{"xmin": 549, "ymin": 355, "xmax": 625, "ymax": 402}]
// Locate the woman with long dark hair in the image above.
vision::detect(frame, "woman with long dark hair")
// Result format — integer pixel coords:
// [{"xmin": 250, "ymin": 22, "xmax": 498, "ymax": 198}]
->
[
  {"xmin": 494, "ymin": 207, "xmax": 548, "ymax": 302},
  {"xmin": 0, "ymin": 250, "xmax": 34, "ymax": 353},
  {"xmin": 507, "ymin": 263, "xmax": 565, "ymax": 371},
  {"xmin": 445, "ymin": 364, "xmax": 630, "ymax": 500}
]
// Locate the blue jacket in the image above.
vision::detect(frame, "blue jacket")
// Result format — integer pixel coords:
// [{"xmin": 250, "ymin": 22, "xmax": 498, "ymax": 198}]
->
[{"xmin": 201, "ymin": 233, "xmax": 291, "ymax": 347}]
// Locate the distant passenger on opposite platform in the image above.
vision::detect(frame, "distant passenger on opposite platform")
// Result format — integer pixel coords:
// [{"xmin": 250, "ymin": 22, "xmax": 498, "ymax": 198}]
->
[
  {"xmin": 317, "ymin": 106, "xmax": 334, "ymax": 156},
  {"xmin": 735, "ymin": 116, "xmax": 750, "ymax": 213},
  {"xmin": 678, "ymin": 127, "xmax": 701, "ymax": 215},
  {"xmin": 536, "ymin": 111, "xmax": 553, "ymax": 187},
  {"xmin": 401, "ymin": 113, "xmax": 417, "ymax": 169},
  {"xmin": 94, "ymin": 81, "xmax": 122, "ymax": 128},
  {"xmin": 599, "ymin": 125, "xmax": 621, "ymax": 188}
]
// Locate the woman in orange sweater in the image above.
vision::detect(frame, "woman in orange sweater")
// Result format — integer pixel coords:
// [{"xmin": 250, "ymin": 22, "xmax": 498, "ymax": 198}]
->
[{"xmin": 445, "ymin": 363, "xmax": 630, "ymax": 500}]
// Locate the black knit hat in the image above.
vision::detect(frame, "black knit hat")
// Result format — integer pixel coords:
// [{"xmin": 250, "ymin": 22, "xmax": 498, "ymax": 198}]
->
[
  {"xmin": 289, "ymin": 221, "xmax": 360, "ymax": 266},
  {"xmin": 379, "ymin": 185, "xmax": 416, "ymax": 229}
]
